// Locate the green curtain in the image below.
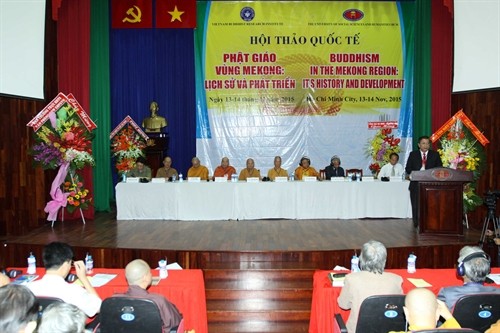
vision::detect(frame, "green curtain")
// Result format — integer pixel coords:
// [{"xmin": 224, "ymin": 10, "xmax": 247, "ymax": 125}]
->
[
  {"xmin": 413, "ymin": 0, "xmax": 432, "ymax": 148},
  {"xmin": 90, "ymin": 0, "xmax": 112, "ymax": 211}
]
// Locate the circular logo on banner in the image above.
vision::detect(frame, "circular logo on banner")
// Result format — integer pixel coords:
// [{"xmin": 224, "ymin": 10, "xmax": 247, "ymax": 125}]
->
[
  {"xmin": 241, "ymin": 7, "xmax": 255, "ymax": 21},
  {"xmin": 343, "ymin": 9, "xmax": 364, "ymax": 21}
]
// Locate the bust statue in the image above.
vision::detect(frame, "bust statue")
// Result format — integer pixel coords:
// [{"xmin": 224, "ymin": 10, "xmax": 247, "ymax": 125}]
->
[{"xmin": 142, "ymin": 101, "xmax": 167, "ymax": 133}]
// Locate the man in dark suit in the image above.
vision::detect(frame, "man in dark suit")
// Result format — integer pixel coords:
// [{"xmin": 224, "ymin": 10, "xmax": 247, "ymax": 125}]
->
[{"xmin": 405, "ymin": 135, "xmax": 442, "ymax": 228}]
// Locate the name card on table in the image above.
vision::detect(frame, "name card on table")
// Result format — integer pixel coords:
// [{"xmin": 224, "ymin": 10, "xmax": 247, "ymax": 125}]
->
[
  {"xmin": 331, "ymin": 177, "xmax": 345, "ymax": 182},
  {"xmin": 274, "ymin": 177, "xmax": 288, "ymax": 183},
  {"xmin": 303, "ymin": 176, "xmax": 317, "ymax": 182},
  {"xmin": 363, "ymin": 176, "xmax": 374, "ymax": 182},
  {"xmin": 246, "ymin": 177, "xmax": 259, "ymax": 183},
  {"xmin": 188, "ymin": 177, "xmax": 201, "ymax": 183},
  {"xmin": 214, "ymin": 177, "xmax": 227, "ymax": 183},
  {"xmin": 390, "ymin": 176, "xmax": 403, "ymax": 182},
  {"xmin": 151, "ymin": 178, "xmax": 166, "ymax": 183},
  {"xmin": 126, "ymin": 177, "xmax": 140, "ymax": 183}
]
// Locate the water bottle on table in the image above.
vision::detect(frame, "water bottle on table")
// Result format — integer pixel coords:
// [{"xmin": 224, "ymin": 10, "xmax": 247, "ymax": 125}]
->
[
  {"xmin": 85, "ymin": 253, "xmax": 94, "ymax": 274},
  {"xmin": 351, "ymin": 254, "xmax": 360, "ymax": 272},
  {"xmin": 178, "ymin": 173, "xmax": 184, "ymax": 182},
  {"xmin": 27, "ymin": 252, "xmax": 36, "ymax": 274},
  {"xmin": 159, "ymin": 259, "xmax": 168, "ymax": 279},
  {"xmin": 407, "ymin": 253, "xmax": 417, "ymax": 273}
]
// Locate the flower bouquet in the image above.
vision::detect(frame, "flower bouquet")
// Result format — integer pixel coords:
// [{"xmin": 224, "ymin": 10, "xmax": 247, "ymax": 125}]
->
[
  {"xmin": 437, "ymin": 119, "xmax": 486, "ymax": 212},
  {"xmin": 63, "ymin": 174, "xmax": 92, "ymax": 214},
  {"xmin": 366, "ymin": 128, "xmax": 401, "ymax": 177},
  {"xmin": 31, "ymin": 105, "xmax": 95, "ymax": 171},
  {"xmin": 27, "ymin": 92, "xmax": 97, "ymax": 222},
  {"xmin": 110, "ymin": 116, "xmax": 148, "ymax": 175}
]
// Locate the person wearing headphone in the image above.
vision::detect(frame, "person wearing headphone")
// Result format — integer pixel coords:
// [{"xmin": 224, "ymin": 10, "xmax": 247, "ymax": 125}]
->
[
  {"xmin": 437, "ymin": 245, "xmax": 500, "ymax": 309},
  {"xmin": 294, "ymin": 156, "xmax": 319, "ymax": 180},
  {"xmin": 324, "ymin": 155, "xmax": 345, "ymax": 179}
]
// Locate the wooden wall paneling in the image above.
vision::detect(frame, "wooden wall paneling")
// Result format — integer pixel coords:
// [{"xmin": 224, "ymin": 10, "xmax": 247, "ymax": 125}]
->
[
  {"xmin": 0, "ymin": 1, "xmax": 58, "ymax": 237},
  {"xmin": 451, "ymin": 91, "xmax": 500, "ymax": 229}
]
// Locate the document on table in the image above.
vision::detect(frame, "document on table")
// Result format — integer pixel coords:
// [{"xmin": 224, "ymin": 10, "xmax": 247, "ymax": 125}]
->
[
  {"xmin": 75, "ymin": 274, "xmax": 117, "ymax": 287},
  {"xmin": 407, "ymin": 278, "xmax": 432, "ymax": 287},
  {"xmin": 486, "ymin": 273, "xmax": 500, "ymax": 285}
]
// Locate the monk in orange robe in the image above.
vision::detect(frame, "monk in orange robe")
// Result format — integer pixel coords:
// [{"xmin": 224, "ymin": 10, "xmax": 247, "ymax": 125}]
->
[
  {"xmin": 187, "ymin": 157, "xmax": 209, "ymax": 180},
  {"xmin": 212, "ymin": 157, "xmax": 237, "ymax": 180},
  {"xmin": 294, "ymin": 156, "xmax": 319, "ymax": 180},
  {"xmin": 238, "ymin": 158, "xmax": 261, "ymax": 181},
  {"xmin": 267, "ymin": 156, "xmax": 288, "ymax": 180}
]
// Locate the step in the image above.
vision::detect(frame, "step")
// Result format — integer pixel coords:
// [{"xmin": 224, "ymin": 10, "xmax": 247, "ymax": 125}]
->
[
  {"xmin": 205, "ymin": 289, "xmax": 312, "ymax": 300},
  {"xmin": 207, "ymin": 298, "xmax": 311, "ymax": 312},
  {"xmin": 208, "ymin": 321, "xmax": 310, "ymax": 333},
  {"xmin": 204, "ymin": 269, "xmax": 315, "ymax": 280},
  {"xmin": 207, "ymin": 310, "xmax": 311, "ymax": 322},
  {"xmin": 203, "ymin": 260, "xmax": 319, "ymax": 270}
]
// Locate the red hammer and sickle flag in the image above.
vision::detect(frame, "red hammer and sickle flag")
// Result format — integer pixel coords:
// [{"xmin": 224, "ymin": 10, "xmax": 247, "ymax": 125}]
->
[{"xmin": 111, "ymin": 0, "xmax": 153, "ymax": 29}]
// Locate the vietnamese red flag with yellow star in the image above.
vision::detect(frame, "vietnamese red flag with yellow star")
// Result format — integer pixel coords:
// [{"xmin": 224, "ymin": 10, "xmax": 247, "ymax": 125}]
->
[
  {"xmin": 156, "ymin": 0, "xmax": 196, "ymax": 28},
  {"xmin": 111, "ymin": 0, "xmax": 153, "ymax": 29}
]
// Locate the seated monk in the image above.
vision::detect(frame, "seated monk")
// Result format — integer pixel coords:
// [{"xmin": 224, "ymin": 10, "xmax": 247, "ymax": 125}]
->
[
  {"xmin": 294, "ymin": 156, "xmax": 319, "ymax": 180},
  {"xmin": 239, "ymin": 158, "xmax": 261, "ymax": 181},
  {"xmin": 156, "ymin": 156, "xmax": 178, "ymax": 179},
  {"xmin": 267, "ymin": 156, "xmax": 288, "ymax": 181},
  {"xmin": 212, "ymin": 157, "xmax": 237, "ymax": 180},
  {"xmin": 187, "ymin": 157, "xmax": 209, "ymax": 180}
]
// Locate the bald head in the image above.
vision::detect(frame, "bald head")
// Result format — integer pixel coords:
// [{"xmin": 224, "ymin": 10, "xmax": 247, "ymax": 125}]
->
[
  {"xmin": 125, "ymin": 259, "xmax": 151, "ymax": 286},
  {"xmin": 404, "ymin": 288, "xmax": 439, "ymax": 328}
]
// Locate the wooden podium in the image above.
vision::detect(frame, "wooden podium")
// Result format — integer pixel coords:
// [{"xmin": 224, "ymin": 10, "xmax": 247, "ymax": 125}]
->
[
  {"xmin": 411, "ymin": 168, "xmax": 473, "ymax": 237},
  {"xmin": 144, "ymin": 133, "xmax": 169, "ymax": 175}
]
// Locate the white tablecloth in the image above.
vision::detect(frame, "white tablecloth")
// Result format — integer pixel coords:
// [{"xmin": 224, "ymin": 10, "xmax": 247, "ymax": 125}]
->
[{"xmin": 116, "ymin": 180, "xmax": 412, "ymax": 221}]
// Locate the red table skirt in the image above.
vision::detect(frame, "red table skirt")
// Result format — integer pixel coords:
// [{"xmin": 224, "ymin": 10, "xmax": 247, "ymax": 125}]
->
[
  {"xmin": 309, "ymin": 267, "xmax": 500, "ymax": 333},
  {"xmin": 11, "ymin": 268, "xmax": 208, "ymax": 333}
]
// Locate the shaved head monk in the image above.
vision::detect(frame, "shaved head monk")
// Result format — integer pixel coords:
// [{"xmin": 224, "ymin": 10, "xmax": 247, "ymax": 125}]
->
[
  {"xmin": 187, "ymin": 157, "xmax": 209, "ymax": 180},
  {"xmin": 212, "ymin": 157, "xmax": 236, "ymax": 180}
]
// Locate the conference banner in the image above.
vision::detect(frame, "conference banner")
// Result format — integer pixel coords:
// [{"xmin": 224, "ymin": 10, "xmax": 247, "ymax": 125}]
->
[{"xmin": 195, "ymin": 1, "xmax": 414, "ymax": 174}]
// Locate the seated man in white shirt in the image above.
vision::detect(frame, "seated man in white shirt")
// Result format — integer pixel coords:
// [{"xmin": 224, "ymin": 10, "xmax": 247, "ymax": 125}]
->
[
  {"xmin": 378, "ymin": 152, "xmax": 404, "ymax": 178},
  {"xmin": 27, "ymin": 242, "xmax": 102, "ymax": 318}
]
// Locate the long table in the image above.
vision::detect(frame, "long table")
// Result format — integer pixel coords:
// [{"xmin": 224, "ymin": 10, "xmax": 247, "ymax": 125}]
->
[
  {"xmin": 12, "ymin": 268, "xmax": 208, "ymax": 333},
  {"xmin": 116, "ymin": 180, "xmax": 412, "ymax": 220},
  {"xmin": 309, "ymin": 268, "xmax": 500, "ymax": 333}
]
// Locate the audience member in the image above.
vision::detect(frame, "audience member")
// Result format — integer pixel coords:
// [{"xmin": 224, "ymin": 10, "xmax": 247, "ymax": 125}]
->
[
  {"xmin": 267, "ymin": 156, "xmax": 288, "ymax": 181},
  {"xmin": 116, "ymin": 259, "xmax": 182, "ymax": 332},
  {"xmin": 37, "ymin": 302, "xmax": 88, "ymax": 333},
  {"xmin": 486, "ymin": 319, "xmax": 500, "ymax": 333},
  {"xmin": 405, "ymin": 135, "xmax": 442, "ymax": 228},
  {"xmin": 294, "ymin": 156, "xmax": 319, "ymax": 180},
  {"xmin": 187, "ymin": 157, "xmax": 209, "ymax": 180},
  {"xmin": 325, "ymin": 155, "xmax": 345, "ymax": 179},
  {"xmin": 27, "ymin": 242, "xmax": 102, "ymax": 318},
  {"xmin": 127, "ymin": 156, "xmax": 152, "ymax": 180},
  {"xmin": 156, "ymin": 156, "xmax": 178, "ymax": 180},
  {"xmin": 378, "ymin": 152, "xmax": 404, "ymax": 178},
  {"xmin": 438, "ymin": 245, "xmax": 499, "ymax": 309},
  {"xmin": 213, "ymin": 157, "xmax": 237, "ymax": 180},
  {"xmin": 389, "ymin": 288, "xmax": 460, "ymax": 332},
  {"xmin": 0, "ymin": 284, "xmax": 39, "ymax": 333},
  {"xmin": 0, "ymin": 272, "xmax": 10, "ymax": 287},
  {"xmin": 238, "ymin": 158, "xmax": 261, "ymax": 181},
  {"xmin": 338, "ymin": 240, "xmax": 403, "ymax": 333}
]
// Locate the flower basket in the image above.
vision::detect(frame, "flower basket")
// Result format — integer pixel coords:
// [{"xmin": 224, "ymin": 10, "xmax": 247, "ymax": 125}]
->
[
  {"xmin": 366, "ymin": 128, "xmax": 401, "ymax": 176},
  {"xmin": 110, "ymin": 116, "xmax": 149, "ymax": 176}
]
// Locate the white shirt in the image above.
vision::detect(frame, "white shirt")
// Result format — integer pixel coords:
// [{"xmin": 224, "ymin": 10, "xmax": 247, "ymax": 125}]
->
[
  {"xmin": 378, "ymin": 162, "xmax": 404, "ymax": 178},
  {"xmin": 27, "ymin": 274, "xmax": 102, "ymax": 317}
]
